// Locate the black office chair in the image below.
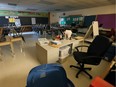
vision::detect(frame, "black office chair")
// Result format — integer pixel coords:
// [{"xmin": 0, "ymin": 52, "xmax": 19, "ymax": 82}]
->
[{"xmin": 70, "ymin": 35, "xmax": 112, "ymax": 79}]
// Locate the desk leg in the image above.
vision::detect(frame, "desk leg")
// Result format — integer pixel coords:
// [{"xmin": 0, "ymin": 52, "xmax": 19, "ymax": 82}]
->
[
  {"xmin": 21, "ymin": 43, "xmax": 26, "ymax": 56},
  {"xmin": 20, "ymin": 41, "xmax": 23, "ymax": 53},
  {"xmin": 20, "ymin": 39, "xmax": 25, "ymax": 53},
  {"xmin": 0, "ymin": 47, "xmax": 3, "ymax": 60},
  {"xmin": 10, "ymin": 42, "xmax": 15, "ymax": 56}
]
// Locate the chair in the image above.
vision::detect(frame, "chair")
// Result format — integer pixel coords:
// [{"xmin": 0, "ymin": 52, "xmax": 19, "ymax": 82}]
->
[
  {"xmin": 26, "ymin": 63, "xmax": 75, "ymax": 87},
  {"xmin": 70, "ymin": 35, "xmax": 112, "ymax": 79},
  {"xmin": 89, "ymin": 76, "xmax": 114, "ymax": 87}
]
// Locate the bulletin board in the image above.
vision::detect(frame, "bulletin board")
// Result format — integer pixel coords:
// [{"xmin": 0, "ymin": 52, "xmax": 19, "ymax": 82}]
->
[
  {"xmin": 9, "ymin": 18, "xmax": 15, "ymax": 23},
  {"xmin": 96, "ymin": 14, "xmax": 115, "ymax": 29}
]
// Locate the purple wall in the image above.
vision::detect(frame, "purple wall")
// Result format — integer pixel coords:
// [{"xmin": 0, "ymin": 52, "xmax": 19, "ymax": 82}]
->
[{"xmin": 97, "ymin": 14, "xmax": 116, "ymax": 30}]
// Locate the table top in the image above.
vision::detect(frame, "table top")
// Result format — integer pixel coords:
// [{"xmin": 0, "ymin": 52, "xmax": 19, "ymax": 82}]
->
[
  {"xmin": 36, "ymin": 39, "xmax": 83, "ymax": 50},
  {"xmin": 0, "ymin": 36, "xmax": 11, "ymax": 46}
]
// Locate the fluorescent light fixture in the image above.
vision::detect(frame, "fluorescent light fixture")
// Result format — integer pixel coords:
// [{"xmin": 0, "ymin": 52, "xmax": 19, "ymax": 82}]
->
[{"xmin": 5, "ymin": 16, "xmax": 9, "ymax": 19}]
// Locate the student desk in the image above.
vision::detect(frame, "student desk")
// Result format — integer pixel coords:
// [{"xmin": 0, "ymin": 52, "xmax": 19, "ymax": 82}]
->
[
  {"xmin": 10, "ymin": 36, "xmax": 24, "ymax": 53},
  {"xmin": 0, "ymin": 36, "xmax": 14, "ymax": 57}
]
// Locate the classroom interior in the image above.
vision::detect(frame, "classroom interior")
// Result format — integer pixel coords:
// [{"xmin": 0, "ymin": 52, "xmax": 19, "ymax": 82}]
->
[{"xmin": 0, "ymin": 0, "xmax": 115, "ymax": 87}]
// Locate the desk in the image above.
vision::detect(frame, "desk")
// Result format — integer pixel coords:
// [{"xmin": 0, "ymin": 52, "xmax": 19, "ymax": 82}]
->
[
  {"xmin": 99, "ymin": 28, "xmax": 111, "ymax": 37},
  {"xmin": 36, "ymin": 39, "xmax": 83, "ymax": 64},
  {"xmin": 99, "ymin": 28, "xmax": 111, "ymax": 32},
  {"xmin": 10, "ymin": 36, "xmax": 24, "ymax": 53},
  {"xmin": 0, "ymin": 36, "xmax": 14, "ymax": 57}
]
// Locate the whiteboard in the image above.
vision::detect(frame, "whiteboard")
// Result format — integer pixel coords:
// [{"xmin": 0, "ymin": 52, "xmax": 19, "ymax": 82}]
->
[
  {"xmin": 31, "ymin": 18, "xmax": 36, "ymax": 24},
  {"xmin": 92, "ymin": 21, "xmax": 99, "ymax": 37}
]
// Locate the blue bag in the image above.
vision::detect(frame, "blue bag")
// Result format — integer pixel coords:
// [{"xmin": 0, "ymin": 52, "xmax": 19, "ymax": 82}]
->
[{"xmin": 26, "ymin": 63, "xmax": 74, "ymax": 87}]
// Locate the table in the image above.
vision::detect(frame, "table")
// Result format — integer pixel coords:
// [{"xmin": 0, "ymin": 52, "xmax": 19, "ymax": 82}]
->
[
  {"xmin": 36, "ymin": 39, "xmax": 83, "ymax": 64},
  {"xmin": 10, "ymin": 36, "xmax": 24, "ymax": 53},
  {"xmin": 0, "ymin": 36, "xmax": 14, "ymax": 57}
]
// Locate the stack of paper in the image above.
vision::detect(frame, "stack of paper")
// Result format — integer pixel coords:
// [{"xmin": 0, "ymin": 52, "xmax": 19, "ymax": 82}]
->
[
  {"xmin": 50, "ymin": 40, "xmax": 61, "ymax": 45},
  {"xmin": 38, "ymin": 38, "xmax": 49, "ymax": 45}
]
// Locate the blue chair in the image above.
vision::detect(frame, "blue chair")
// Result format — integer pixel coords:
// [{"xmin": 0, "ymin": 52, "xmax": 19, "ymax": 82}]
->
[{"xmin": 26, "ymin": 63, "xmax": 75, "ymax": 87}]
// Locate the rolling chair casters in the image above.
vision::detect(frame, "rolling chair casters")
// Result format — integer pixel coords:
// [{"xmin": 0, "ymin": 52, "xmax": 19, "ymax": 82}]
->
[
  {"xmin": 75, "ymin": 72, "xmax": 92, "ymax": 79},
  {"xmin": 70, "ymin": 65, "xmax": 93, "ymax": 79},
  {"xmin": 88, "ymin": 68, "xmax": 92, "ymax": 70},
  {"xmin": 76, "ymin": 74, "xmax": 79, "ymax": 78},
  {"xmin": 70, "ymin": 65, "xmax": 73, "ymax": 68},
  {"xmin": 76, "ymin": 72, "xmax": 92, "ymax": 79},
  {"xmin": 89, "ymin": 76, "xmax": 92, "ymax": 79},
  {"xmin": 70, "ymin": 65, "xmax": 79, "ymax": 69}
]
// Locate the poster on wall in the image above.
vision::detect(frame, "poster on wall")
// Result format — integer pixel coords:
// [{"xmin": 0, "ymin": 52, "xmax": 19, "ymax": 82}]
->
[
  {"xmin": 31, "ymin": 18, "xmax": 36, "ymax": 24},
  {"xmin": 15, "ymin": 19, "xmax": 21, "ymax": 27},
  {"xmin": 67, "ymin": 18, "xmax": 70, "ymax": 21},
  {"xmin": 9, "ymin": 18, "xmax": 15, "ymax": 23}
]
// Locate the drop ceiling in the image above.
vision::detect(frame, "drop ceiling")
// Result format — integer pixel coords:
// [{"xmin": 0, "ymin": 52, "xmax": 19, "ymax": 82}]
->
[{"xmin": 0, "ymin": 0, "xmax": 115, "ymax": 12}]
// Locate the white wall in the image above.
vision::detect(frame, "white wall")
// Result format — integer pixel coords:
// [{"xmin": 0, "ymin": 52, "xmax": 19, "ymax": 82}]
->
[
  {"xmin": 50, "ymin": 12, "xmax": 60, "ymax": 24},
  {"xmin": 50, "ymin": 5, "xmax": 115, "ymax": 24}
]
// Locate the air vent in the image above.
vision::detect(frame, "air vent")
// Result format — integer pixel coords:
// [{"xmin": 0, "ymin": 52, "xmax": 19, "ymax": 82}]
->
[
  {"xmin": 26, "ymin": 8, "xmax": 38, "ymax": 11},
  {"xmin": 8, "ymin": 3, "xmax": 17, "ymax": 6},
  {"xmin": 38, "ymin": 0, "xmax": 55, "ymax": 5}
]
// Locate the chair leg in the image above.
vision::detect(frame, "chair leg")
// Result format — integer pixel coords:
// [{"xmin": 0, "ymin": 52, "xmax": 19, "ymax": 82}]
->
[
  {"xmin": 83, "ymin": 70, "xmax": 92, "ymax": 79},
  {"xmin": 84, "ymin": 67, "xmax": 92, "ymax": 70},
  {"xmin": 70, "ymin": 64, "xmax": 92, "ymax": 79},
  {"xmin": 76, "ymin": 69, "xmax": 82, "ymax": 78},
  {"xmin": 70, "ymin": 65, "xmax": 81, "ymax": 69}
]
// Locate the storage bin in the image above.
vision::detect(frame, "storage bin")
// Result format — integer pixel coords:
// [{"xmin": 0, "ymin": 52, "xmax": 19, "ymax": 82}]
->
[{"xmin": 59, "ymin": 46, "xmax": 70, "ymax": 59}]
